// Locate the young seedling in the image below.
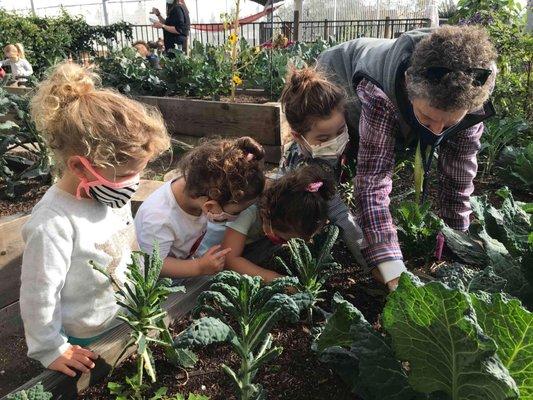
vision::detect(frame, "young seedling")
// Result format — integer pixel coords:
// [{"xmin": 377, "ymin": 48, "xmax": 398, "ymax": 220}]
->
[
  {"xmin": 174, "ymin": 271, "xmax": 310, "ymax": 400},
  {"xmin": 92, "ymin": 246, "xmax": 196, "ymax": 389},
  {"xmin": 275, "ymin": 225, "xmax": 341, "ymax": 320}
]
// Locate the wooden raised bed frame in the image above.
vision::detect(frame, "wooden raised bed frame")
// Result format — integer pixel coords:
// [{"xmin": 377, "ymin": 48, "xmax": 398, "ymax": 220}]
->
[{"xmin": 137, "ymin": 96, "xmax": 287, "ymax": 164}]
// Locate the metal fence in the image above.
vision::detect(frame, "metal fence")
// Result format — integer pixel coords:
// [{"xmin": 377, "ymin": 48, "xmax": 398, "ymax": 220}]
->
[{"xmin": 102, "ymin": 18, "xmax": 430, "ymax": 53}]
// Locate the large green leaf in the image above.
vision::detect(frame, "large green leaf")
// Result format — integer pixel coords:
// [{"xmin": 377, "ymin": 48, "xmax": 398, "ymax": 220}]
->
[
  {"xmin": 471, "ymin": 293, "xmax": 533, "ymax": 399},
  {"xmin": 316, "ymin": 294, "xmax": 420, "ymax": 400},
  {"xmin": 174, "ymin": 317, "xmax": 235, "ymax": 349},
  {"xmin": 383, "ymin": 273, "xmax": 519, "ymax": 400}
]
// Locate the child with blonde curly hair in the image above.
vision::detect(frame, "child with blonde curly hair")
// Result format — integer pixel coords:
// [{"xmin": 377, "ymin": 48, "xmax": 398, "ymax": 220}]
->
[
  {"xmin": 0, "ymin": 43, "xmax": 33, "ymax": 85},
  {"xmin": 20, "ymin": 62, "xmax": 170, "ymax": 377},
  {"xmin": 135, "ymin": 137, "xmax": 265, "ymax": 279}
]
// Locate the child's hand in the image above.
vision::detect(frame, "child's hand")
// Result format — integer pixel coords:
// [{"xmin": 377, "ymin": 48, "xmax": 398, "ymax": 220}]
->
[
  {"xmin": 48, "ymin": 345, "xmax": 98, "ymax": 377},
  {"xmin": 198, "ymin": 245, "xmax": 232, "ymax": 275}
]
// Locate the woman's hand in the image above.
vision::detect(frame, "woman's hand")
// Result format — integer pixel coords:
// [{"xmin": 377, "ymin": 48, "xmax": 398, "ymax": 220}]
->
[
  {"xmin": 151, "ymin": 7, "xmax": 161, "ymax": 16},
  {"xmin": 153, "ymin": 21, "xmax": 164, "ymax": 29}
]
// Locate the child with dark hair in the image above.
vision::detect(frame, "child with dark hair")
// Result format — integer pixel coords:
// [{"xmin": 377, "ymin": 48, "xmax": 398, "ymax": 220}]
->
[
  {"xmin": 279, "ymin": 67, "xmax": 366, "ymax": 267},
  {"xmin": 134, "ymin": 137, "xmax": 265, "ymax": 278},
  {"xmin": 222, "ymin": 164, "xmax": 335, "ymax": 282}
]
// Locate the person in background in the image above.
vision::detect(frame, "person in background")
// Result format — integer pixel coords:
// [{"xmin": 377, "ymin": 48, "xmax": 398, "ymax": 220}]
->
[
  {"xmin": 150, "ymin": 0, "xmax": 190, "ymax": 57},
  {"xmin": 0, "ymin": 43, "xmax": 33, "ymax": 86},
  {"xmin": 133, "ymin": 40, "xmax": 161, "ymax": 69},
  {"xmin": 20, "ymin": 62, "xmax": 170, "ymax": 376}
]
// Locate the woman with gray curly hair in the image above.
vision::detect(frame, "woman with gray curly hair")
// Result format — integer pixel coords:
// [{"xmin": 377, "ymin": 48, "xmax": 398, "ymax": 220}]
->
[{"xmin": 317, "ymin": 25, "xmax": 497, "ymax": 290}]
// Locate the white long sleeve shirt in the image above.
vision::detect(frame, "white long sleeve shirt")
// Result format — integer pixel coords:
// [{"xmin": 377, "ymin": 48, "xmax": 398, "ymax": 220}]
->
[
  {"xmin": 0, "ymin": 58, "xmax": 33, "ymax": 77},
  {"xmin": 20, "ymin": 185, "xmax": 137, "ymax": 367}
]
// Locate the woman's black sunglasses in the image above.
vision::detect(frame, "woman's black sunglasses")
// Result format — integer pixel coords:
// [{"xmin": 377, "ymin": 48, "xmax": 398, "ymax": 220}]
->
[{"xmin": 425, "ymin": 66, "xmax": 492, "ymax": 86}]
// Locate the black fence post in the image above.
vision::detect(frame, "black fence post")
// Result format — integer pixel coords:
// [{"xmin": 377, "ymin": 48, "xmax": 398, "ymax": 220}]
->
[
  {"xmin": 323, "ymin": 19, "xmax": 329, "ymax": 40},
  {"xmin": 293, "ymin": 10, "xmax": 300, "ymax": 42}
]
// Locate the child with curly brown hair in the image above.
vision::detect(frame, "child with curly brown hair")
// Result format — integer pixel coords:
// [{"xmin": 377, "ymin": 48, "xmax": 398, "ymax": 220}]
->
[
  {"xmin": 134, "ymin": 137, "xmax": 265, "ymax": 279},
  {"xmin": 222, "ymin": 164, "xmax": 335, "ymax": 282},
  {"xmin": 20, "ymin": 62, "xmax": 170, "ymax": 376}
]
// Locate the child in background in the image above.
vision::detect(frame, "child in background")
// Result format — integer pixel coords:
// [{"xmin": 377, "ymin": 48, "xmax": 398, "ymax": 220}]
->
[
  {"xmin": 223, "ymin": 165, "xmax": 335, "ymax": 282},
  {"xmin": 135, "ymin": 137, "xmax": 265, "ymax": 279},
  {"xmin": 133, "ymin": 40, "xmax": 161, "ymax": 69},
  {"xmin": 0, "ymin": 43, "xmax": 33, "ymax": 86},
  {"xmin": 20, "ymin": 62, "xmax": 170, "ymax": 376},
  {"xmin": 279, "ymin": 67, "xmax": 366, "ymax": 267}
]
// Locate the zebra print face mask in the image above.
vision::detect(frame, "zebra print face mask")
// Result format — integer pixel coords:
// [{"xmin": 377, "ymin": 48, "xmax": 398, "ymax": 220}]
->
[{"xmin": 75, "ymin": 156, "xmax": 140, "ymax": 209}]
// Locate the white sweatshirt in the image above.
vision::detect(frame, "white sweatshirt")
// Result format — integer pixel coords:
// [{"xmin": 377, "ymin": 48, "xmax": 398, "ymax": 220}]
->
[
  {"xmin": 20, "ymin": 185, "xmax": 137, "ymax": 367},
  {"xmin": 0, "ymin": 58, "xmax": 33, "ymax": 77}
]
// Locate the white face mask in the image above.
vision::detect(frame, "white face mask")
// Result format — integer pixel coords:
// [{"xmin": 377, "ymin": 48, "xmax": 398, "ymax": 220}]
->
[{"xmin": 301, "ymin": 127, "xmax": 350, "ymax": 159}]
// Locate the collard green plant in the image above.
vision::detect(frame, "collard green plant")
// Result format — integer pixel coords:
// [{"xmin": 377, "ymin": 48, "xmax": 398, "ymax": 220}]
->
[
  {"xmin": 0, "ymin": 88, "xmax": 52, "ymax": 198},
  {"xmin": 480, "ymin": 118, "xmax": 529, "ymax": 178},
  {"xmin": 383, "ymin": 274, "xmax": 519, "ymax": 400},
  {"xmin": 470, "ymin": 292, "xmax": 533, "ymax": 398},
  {"xmin": 275, "ymin": 225, "xmax": 340, "ymax": 313},
  {"xmin": 92, "ymin": 246, "xmax": 195, "ymax": 389},
  {"xmin": 174, "ymin": 271, "xmax": 311, "ymax": 400},
  {"xmin": 509, "ymin": 143, "xmax": 533, "ymax": 189},
  {"xmin": 6, "ymin": 383, "xmax": 52, "ymax": 400},
  {"xmin": 393, "ymin": 200, "xmax": 443, "ymax": 259},
  {"xmin": 314, "ymin": 294, "xmax": 420, "ymax": 400}
]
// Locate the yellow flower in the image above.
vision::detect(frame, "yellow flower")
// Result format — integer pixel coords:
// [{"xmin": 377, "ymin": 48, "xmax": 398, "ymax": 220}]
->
[
  {"xmin": 254, "ymin": 46, "xmax": 261, "ymax": 54},
  {"xmin": 228, "ymin": 33, "xmax": 239, "ymax": 45},
  {"xmin": 232, "ymin": 75, "xmax": 243, "ymax": 86}
]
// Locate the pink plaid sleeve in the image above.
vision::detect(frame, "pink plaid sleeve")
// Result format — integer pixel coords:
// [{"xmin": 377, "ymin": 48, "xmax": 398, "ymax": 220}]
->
[
  {"xmin": 354, "ymin": 80, "xmax": 403, "ymax": 267},
  {"xmin": 437, "ymin": 122, "xmax": 483, "ymax": 231}
]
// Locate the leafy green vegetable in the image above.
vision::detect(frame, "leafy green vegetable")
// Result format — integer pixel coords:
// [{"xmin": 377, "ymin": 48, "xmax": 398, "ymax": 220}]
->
[
  {"xmin": 393, "ymin": 200, "xmax": 443, "ymax": 259},
  {"xmin": 175, "ymin": 271, "xmax": 308, "ymax": 400},
  {"xmin": 93, "ymin": 245, "xmax": 194, "ymax": 389},
  {"xmin": 6, "ymin": 383, "xmax": 52, "ymax": 400},
  {"xmin": 470, "ymin": 292, "xmax": 533, "ymax": 399},
  {"xmin": 0, "ymin": 88, "xmax": 52, "ymax": 199},
  {"xmin": 383, "ymin": 274, "xmax": 519, "ymax": 400},
  {"xmin": 275, "ymin": 225, "xmax": 340, "ymax": 314},
  {"xmin": 315, "ymin": 294, "xmax": 420, "ymax": 400}
]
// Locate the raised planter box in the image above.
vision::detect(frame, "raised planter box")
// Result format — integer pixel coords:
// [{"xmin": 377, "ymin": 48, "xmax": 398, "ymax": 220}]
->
[{"xmin": 136, "ymin": 96, "xmax": 288, "ymax": 164}]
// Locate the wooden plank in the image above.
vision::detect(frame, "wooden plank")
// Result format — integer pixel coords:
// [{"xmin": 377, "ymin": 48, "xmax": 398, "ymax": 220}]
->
[
  {"xmin": 0, "ymin": 215, "xmax": 30, "ymax": 309},
  {"xmin": 171, "ymin": 133, "xmax": 281, "ymax": 165},
  {"xmin": 1, "ymin": 277, "xmax": 210, "ymax": 400},
  {"xmin": 136, "ymin": 96, "xmax": 284, "ymax": 146},
  {"xmin": 4, "ymin": 87, "xmax": 33, "ymax": 97}
]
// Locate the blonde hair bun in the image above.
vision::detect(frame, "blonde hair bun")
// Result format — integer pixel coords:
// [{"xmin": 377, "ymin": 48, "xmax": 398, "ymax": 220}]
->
[{"xmin": 46, "ymin": 63, "xmax": 98, "ymax": 106}]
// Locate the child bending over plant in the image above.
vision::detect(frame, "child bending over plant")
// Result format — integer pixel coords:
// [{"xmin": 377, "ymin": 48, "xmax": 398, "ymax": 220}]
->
[
  {"xmin": 222, "ymin": 164, "xmax": 335, "ymax": 282},
  {"xmin": 279, "ymin": 67, "xmax": 366, "ymax": 268},
  {"xmin": 20, "ymin": 62, "xmax": 170, "ymax": 376},
  {"xmin": 135, "ymin": 137, "xmax": 265, "ymax": 279}
]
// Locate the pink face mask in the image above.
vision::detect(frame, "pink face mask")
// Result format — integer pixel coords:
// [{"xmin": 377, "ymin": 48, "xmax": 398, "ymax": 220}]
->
[{"xmin": 75, "ymin": 156, "xmax": 140, "ymax": 208}]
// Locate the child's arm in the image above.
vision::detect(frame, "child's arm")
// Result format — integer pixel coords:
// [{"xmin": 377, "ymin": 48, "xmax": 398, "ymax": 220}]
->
[
  {"xmin": 161, "ymin": 245, "xmax": 231, "ymax": 278},
  {"xmin": 20, "ymin": 212, "xmax": 97, "ymax": 375},
  {"xmin": 19, "ymin": 59, "xmax": 33, "ymax": 76},
  {"xmin": 222, "ymin": 227, "xmax": 281, "ymax": 282},
  {"xmin": 328, "ymin": 193, "xmax": 368, "ymax": 267}
]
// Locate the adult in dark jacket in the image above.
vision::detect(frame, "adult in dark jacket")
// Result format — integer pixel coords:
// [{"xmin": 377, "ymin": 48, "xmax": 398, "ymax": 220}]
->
[
  {"xmin": 317, "ymin": 26, "xmax": 497, "ymax": 290},
  {"xmin": 151, "ymin": 0, "xmax": 190, "ymax": 56}
]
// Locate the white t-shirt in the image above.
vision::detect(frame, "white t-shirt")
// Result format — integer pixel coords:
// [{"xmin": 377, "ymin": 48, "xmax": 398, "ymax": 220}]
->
[
  {"xmin": 226, "ymin": 204, "xmax": 263, "ymax": 244},
  {"xmin": 20, "ymin": 185, "xmax": 137, "ymax": 367},
  {"xmin": 0, "ymin": 58, "xmax": 33, "ymax": 78},
  {"xmin": 134, "ymin": 181, "xmax": 207, "ymax": 260}
]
